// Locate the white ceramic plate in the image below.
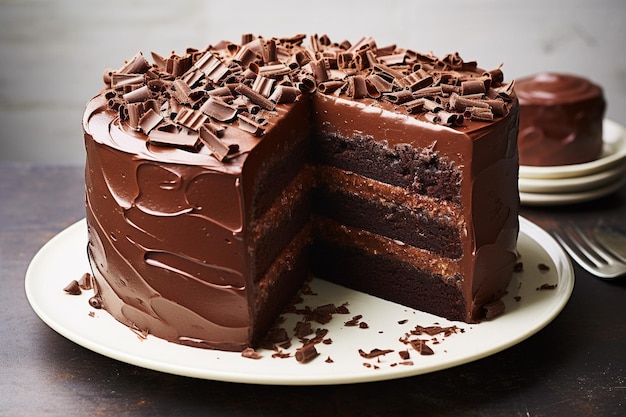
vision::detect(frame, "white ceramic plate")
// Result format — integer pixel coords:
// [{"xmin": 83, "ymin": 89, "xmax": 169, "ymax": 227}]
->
[
  {"xmin": 520, "ymin": 174, "xmax": 626, "ymax": 206},
  {"xmin": 519, "ymin": 119, "xmax": 626, "ymax": 180},
  {"xmin": 519, "ymin": 164, "xmax": 626, "ymax": 194},
  {"xmin": 25, "ymin": 217, "xmax": 573, "ymax": 385}
]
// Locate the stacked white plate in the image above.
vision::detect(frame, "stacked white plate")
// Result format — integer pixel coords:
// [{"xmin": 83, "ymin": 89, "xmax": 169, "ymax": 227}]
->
[{"xmin": 519, "ymin": 119, "xmax": 626, "ymax": 206}]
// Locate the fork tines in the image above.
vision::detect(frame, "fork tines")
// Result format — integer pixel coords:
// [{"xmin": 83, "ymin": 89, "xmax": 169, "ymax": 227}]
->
[{"xmin": 552, "ymin": 224, "xmax": 626, "ymax": 279}]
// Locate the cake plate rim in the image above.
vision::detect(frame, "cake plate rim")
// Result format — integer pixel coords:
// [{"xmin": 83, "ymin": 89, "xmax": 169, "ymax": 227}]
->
[{"xmin": 25, "ymin": 216, "xmax": 574, "ymax": 385}]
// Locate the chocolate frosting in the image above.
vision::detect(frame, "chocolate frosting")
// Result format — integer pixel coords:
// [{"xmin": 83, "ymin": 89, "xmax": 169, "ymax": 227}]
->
[
  {"xmin": 516, "ymin": 73, "xmax": 605, "ymax": 166},
  {"xmin": 83, "ymin": 34, "xmax": 519, "ymax": 350}
]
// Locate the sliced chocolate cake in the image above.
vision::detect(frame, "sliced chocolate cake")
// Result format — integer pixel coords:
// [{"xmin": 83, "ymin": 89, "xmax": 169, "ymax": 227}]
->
[{"xmin": 83, "ymin": 34, "xmax": 519, "ymax": 351}]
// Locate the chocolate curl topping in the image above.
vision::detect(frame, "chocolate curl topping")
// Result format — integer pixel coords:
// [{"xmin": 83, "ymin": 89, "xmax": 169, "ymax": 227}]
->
[
  {"xmin": 449, "ymin": 92, "xmax": 490, "ymax": 112},
  {"xmin": 404, "ymin": 98, "xmax": 426, "ymax": 114},
  {"xmin": 251, "ymin": 75, "xmax": 275, "ymax": 98},
  {"xmin": 119, "ymin": 51, "xmax": 151, "ymax": 74},
  {"xmin": 485, "ymin": 67, "xmax": 504, "ymax": 87},
  {"xmin": 465, "ymin": 106, "xmax": 494, "ymax": 121},
  {"xmin": 485, "ymin": 99, "xmax": 508, "ymax": 116},
  {"xmin": 103, "ymin": 35, "xmax": 512, "ymax": 159},
  {"xmin": 200, "ymin": 97, "xmax": 238, "ymax": 122},
  {"xmin": 268, "ymin": 85, "xmax": 301, "ymax": 103},
  {"xmin": 234, "ymin": 84, "xmax": 276, "ymax": 110},
  {"xmin": 411, "ymin": 86, "xmax": 443, "ymax": 99},
  {"xmin": 233, "ymin": 45, "xmax": 260, "ymax": 68},
  {"xmin": 138, "ymin": 108, "xmax": 164, "ymax": 134},
  {"xmin": 148, "ymin": 124, "xmax": 202, "ymax": 151},
  {"xmin": 461, "ymin": 79, "xmax": 486, "ymax": 95},
  {"xmin": 366, "ymin": 74, "xmax": 394, "ymax": 96},
  {"xmin": 110, "ymin": 73, "xmax": 145, "ymax": 88},
  {"xmin": 171, "ymin": 79, "xmax": 193, "ymax": 104},
  {"xmin": 348, "ymin": 76, "xmax": 368, "ymax": 99},
  {"xmin": 309, "ymin": 60, "xmax": 329, "ymax": 83},
  {"xmin": 383, "ymin": 88, "xmax": 414, "ymax": 104},
  {"xmin": 200, "ymin": 125, "xmax": 231, "ymax": 161},
  {"xmin": 257, "ymin": 63, "xmax": 291, "ymax": 77},
  {"xmin": 317, "ymin": 81, "xmax": 345, "ymax": 95},
  {"xmin": 123, "ymin": 85, "xmax": 151, "ymax": 103},
  {"xmin": 193, "ymin": 51, "xmax": 230, "ymax": 83},
  {"xmin": 298, "ymin": 74, "xmax": 317, "ymax": 94},
  {"xmin": 174, "ymin": 107, "xmax": 209, "ymax": 131},
  {"xmin": 347, "ymin": 36, "xmax": 377, "ymax": 53},
  {"xmin": 237, "ymin": 113, "xmax": 265, "ymax": 136}
]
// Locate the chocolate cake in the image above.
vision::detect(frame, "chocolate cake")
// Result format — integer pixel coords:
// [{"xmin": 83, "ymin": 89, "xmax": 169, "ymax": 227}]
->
[
  {"xmin": 83, "ymin": 34, "xmax": 520, "ymax": 351},
  {"xmin": 516, "ymin": 72, "xmax": 605, "ymax": 166}
]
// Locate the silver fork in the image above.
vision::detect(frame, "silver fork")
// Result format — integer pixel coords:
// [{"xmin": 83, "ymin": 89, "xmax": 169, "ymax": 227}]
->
[{"xmin": 552, "ymin": 224, "xmax": 626, "ymax": 279}]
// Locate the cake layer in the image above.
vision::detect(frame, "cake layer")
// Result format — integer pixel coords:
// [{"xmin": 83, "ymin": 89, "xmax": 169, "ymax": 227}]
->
[
  {"xmin": 312, "ymin": 131, "xmax": 461, "ymax": 202},
  {"xmin": 313, "ymin": 166, "xmax": 463, "ymax": 259},
  {"xmin": 311, "ymin": 216, "xmax": 466, "ymax": 321}
]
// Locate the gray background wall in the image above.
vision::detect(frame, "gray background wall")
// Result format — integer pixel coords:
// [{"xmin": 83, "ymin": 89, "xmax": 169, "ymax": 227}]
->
[{"xmin": 1, "ymin": 0, "xmax": 624, "ymax": 164}]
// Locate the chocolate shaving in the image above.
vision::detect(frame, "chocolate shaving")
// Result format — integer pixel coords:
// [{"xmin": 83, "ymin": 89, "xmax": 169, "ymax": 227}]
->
[
  {"xmin": 268, "ymin": 85, "xmax": 301, "ymax": 103},
  {"xmin": 237, "ymin": 113, "xmax": 265, "ymax": 136},
  {"xmin": 241, "ymin": 347, "xmax": 262, "ymax": 359},
  {"xmin": 537, "ymin": 283, "xmax": 558, "ymax": 290},
  {"xmin": 122, "ymin": 85, "xmax": 151, "ymax": 104},
  {"xmin": 199, "ymin": 125, "xmax": 232, "ymax": 161},
  {"xmin": 409, "ymin": 339, "xmax": 434, "ymax": 355},
  {"xmin": 251, "ymin": 75, "xmax": 275, "ymax": 98},
  {"xmin": 234, "ymin": 84, "xmax": 276, "ymax": 111},
  {"xmin": 199, "ymin": 97, "xmax": 238, "ymax": 122},
  {"xmin": 171, "ymin": 79, "xmax": 193, "ymax": 104},
  {"xmin": 110, "ymin": 73, "xmax": 145, "ymax": 88},
  {"xmin": 63, "ymin": 280, "xmax": 82, "ymax": 295},
  {"xmin": 358, "ymin": 348, "xmax": 394, "ymax": 359},
  {"xmin": 309, "ymin": 60, "xmax": 329, "ymax": 83},
  {"xmin": 138, "ymin": 108, "xmax": 163, "ymax": 134},
  {"xmin": 118, "ymin": 51, "xmax": 151, "ymax": 74},
  {"xmin": 461, "ymin": 79, "xmax": 487, "ymax": 95},
  {"xmin": 78, "ymin": 272, "xmax": 93, "ymax": 290},
  {"xmin": 193, "ymin": 51, "xmax": 230, "ymax": 83},
  {"xmin": 294, "ymin": 321, "xmax": 314, "ymax": 338},
  {"xmin": 173, "ymin": 107, "xmax": 209, "ymax": 131},
  {"xmin": 295, "ymin": 343, "xmax": 319, "ymax": 363},
  {"xmin": 148, "ymin": 124, "xmax": 202, "ymax": 151},
  {"xmin": 383, "ymin": 89, "xmax": 414, "ymax": 104}
]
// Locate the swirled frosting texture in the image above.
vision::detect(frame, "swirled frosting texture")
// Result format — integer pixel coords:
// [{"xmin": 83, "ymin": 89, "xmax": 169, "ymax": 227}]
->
[{"xmin": 517, "ymin": 73, "xmax": 605, "ymax": 166}]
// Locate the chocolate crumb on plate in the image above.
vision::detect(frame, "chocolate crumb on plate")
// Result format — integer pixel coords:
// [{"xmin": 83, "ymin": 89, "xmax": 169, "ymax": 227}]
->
[
  {"xmin": 241, "ymin": 347, "xmax": 262, "ymax": 359},
  {"xmin": 538, "ymin": 263, "xmax": 550, "ymax": 271},
  {"xmin": 358, "ymin": 348, "xmax": 394, "ymax": 359},
  {"xmin": 63, "ymin": 280, "xmax": 82, "ymax": 295},
  {"xmin": 537, "ymin": 283, "xmax": 558, "ymax": 290},
  {"xmin": 295, "ymin": 343, "xmax": 319, "ymax": 363},
  {"xmin": 78, "ymin": 272, "xmax": 93, "ymax": 290}
]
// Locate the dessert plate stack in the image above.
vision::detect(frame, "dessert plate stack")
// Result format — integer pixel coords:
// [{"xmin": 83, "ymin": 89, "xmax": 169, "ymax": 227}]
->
[{"xmin": 519, "ymin": 119, "xmax": 626, "ymax": 206}]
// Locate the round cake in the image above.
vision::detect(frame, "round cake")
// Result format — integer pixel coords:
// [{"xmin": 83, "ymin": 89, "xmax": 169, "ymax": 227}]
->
[
  {"xmin": 516, "ymin": 72, "xmax": 605, "ymax": 166},
  {"xmin": 82, "ymin": 34, "xmax": 520, "ymax": 351}
]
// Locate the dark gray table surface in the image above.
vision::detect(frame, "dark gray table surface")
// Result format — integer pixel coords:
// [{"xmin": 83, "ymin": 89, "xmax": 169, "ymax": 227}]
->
[{"xmin": 1, "ymin": 162, "xmax": 625, "ymax": 417}]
